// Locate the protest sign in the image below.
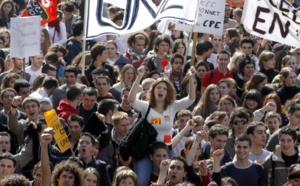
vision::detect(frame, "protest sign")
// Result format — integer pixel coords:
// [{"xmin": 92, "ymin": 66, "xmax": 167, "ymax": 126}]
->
[
  {"xmin": 44, "ymin": 109, "xmax": 71, "ymax": 153},
  {"xmin": 242, "ymin": 0, "xmax": 300, "ymax": 48},
  {"xmin": 175, "ymin": 0, "xmax": 225, "ymax": 35},
  {"xmin": 10, "ymin": 16, "xmax": 41, "ymax": 58},
  {"xmin": 85, "ymin": 0, "xmax": 198, "ymax": 39}
]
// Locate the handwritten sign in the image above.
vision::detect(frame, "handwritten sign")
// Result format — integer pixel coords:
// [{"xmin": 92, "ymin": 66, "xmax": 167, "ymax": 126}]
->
[
  {"xmin": 242, "ymin": 0, "xmax": 300, "ymax": 48},
  {"xmin": 44, "ymin": 109, "xmax": 71, "ymax": 153},
  {"xmin": 10, "ymin": 16, "xmax": 41, "ymax": 58},
  {"xmin": 175, "ymin": 0, "xmax": 225, "ymax": 35}
]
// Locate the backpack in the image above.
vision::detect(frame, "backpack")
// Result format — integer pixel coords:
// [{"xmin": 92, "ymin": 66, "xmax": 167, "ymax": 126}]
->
[{"xmin": 119, "ymin": 105, "xmax": 158, "ymax": 160}]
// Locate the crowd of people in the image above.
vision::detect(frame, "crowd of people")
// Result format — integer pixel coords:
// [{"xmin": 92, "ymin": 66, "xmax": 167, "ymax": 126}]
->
[{"xmin": 0, "ymin": 0, "xmax": 300, "ymax": 186}]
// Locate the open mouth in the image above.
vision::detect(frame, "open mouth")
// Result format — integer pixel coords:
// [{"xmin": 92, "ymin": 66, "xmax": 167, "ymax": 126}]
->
[
  {"xmin": 158, "ymin": 94, "xmax": 163, "ymax": 98},
  {"xmin": 2, "ymin": 149, "xmax": 6, "ymax": 153},
  {"xmin": 82, "ymin": 148, "xmax": 86, "ymax": 153}
]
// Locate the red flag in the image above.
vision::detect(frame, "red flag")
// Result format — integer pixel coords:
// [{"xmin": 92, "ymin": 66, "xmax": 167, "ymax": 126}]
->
[{"xmin": 22, "ymin": 0, "xmax": 57, "ymax": 26}]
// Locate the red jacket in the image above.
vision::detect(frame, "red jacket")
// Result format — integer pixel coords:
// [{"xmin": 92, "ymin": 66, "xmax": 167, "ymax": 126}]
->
[{"xmin": 57, "ymin": 99, "xmax": 78, "ymax": 122}]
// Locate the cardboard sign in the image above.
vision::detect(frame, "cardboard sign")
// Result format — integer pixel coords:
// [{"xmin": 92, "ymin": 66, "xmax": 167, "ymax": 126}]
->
[
  {"xmin": 10, "ymin": 16, "xmax": 41, "ymax": 57},
  {"xmin": 175, "ymin": 0, "xmax": 225, "ymax": 35},
  {"xmin": 44, "ymin": 109, "xmax": 71, "ymax": 153},
  {"xmin": 242, "ymin": 0, "xmax": 300, "ymax": 48}
]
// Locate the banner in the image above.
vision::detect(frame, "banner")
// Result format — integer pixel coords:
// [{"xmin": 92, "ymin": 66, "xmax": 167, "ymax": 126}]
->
[
  {"xmin": 23, "ymin": 0, "xmax": 57, "ymax": 26},
  {"xmin": 10, "ymin": 16, "xmax": 41, "ymax": 58},
  {"xmin": 242, "ymin": 0, "xmax": 300, "ymax": 48},
  {"xmin": 85, "ymin": 0, "xmax": 199, "ymax": 39},
  {"xmin": 44, "ymin": 109, "xmax": 71, "ymax": 153}
]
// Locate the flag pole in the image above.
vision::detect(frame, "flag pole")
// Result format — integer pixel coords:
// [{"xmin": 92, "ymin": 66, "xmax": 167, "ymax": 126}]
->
[{"xmin": 81, "ymin": 0, "xmax": 88, "ymax": 75}]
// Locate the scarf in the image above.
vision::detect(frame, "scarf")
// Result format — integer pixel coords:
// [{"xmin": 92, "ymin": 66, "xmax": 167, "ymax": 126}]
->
[
  {"xmin": 48, "ymin": 18, "xmax": 60, "ymax": 34},
  {"xmin": 127, "ymin": 48, "xmax": 146, "ymax": 64},
  {"xmin": 169, "ymin": 69, "xmax": 184, "ymax": 85}
]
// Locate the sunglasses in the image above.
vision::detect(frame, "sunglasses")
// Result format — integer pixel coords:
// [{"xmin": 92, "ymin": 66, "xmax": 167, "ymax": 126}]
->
[{"xmin": 233, "ymin": 120, "xmax": 247, "ymax": 125}]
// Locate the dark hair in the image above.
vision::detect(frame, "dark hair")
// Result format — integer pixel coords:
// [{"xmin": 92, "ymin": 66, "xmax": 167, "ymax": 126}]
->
[
  {"xmin": 37, "ymin": 119, "xmax": 47, "ymax": 133},
  {"xmin": 42, "ymin": 63, "xmax": 57, "ymax": 74},
  {"xmin": 221, "ymin": 177, "xmax": 239, "ymax": 186},
  {"xmin": 229, "ymin": 108, "xmax": 250, "ymax": 126},
  {"xmin": 154, "ymin": 34, "xmax": 171, "ymax": 53},
  {"xmin": 208, "ymin": 124, "xmax": 228, "ymax": 138},
  {"xmin": 170, "ymin": 53, "xmax": 184, "ymax": 65},
  {"xmin": 0, "ymin": 174, "xmax": 30, "ymax": 186},
  {"xmin": 42, "ymin": 76, "xmax": 58, "ymax": 90},
  {"xmin": 240, "ymin": 37, "xmax": 254, "ymax": 47},
  {"xmin": 14, "ymin": 79, "xmax": 30, "ymax": 93},
  {"xmin": 68, "ymin": 114, "xmax": 84, "ymax": 128},
  {"xmin": 196, "ymin": 41, "xmax": 213, "ymax": 55},
  {"xmin": 112, "ymin": 11, "xmax": 124, "ymax": 23},
  {"xmin": 170, "ymin": 156, "xmax": 188, "ymax": 172},
  {"xmin": 242, "ymin": 89, "xmax": 263, "ymax": 110},
  {"xmin": 80, "ymin": 132, "xmax": 96, "ymax": 146},
  {"xmin": 287, "ymin": 103, "xmax": 300, "ymax": 115},
  {"xmin": 72, "ymin": 20, "xmax": 83, "ymax": 37},
  {"xmin": 45, "ymin": 51, "xmax": 59, "ymax": 64},
  {"xmin": 66, "ymin": 85, "xmax": 82, "ymax": 101},
  {"xmin": 97, "ymin": 99, "xmax": 118, "ymax": 115},
  {"xmin": 235, "ymin": 133, "xmax": 252, "ymax": 146},
  {"xmin": 149, "ymin": 142, "xmax": 169, "ymax": 155},
  {"xmin": 91, "ymin": 44, "xmax": 106, "ymax": 61},
  {"xmin": 82, "ymin": 87, "xmax": 97, "ymax": 97},
  {"xmin": 246, "ymin": 121, "xmax": 265, "ymax": 135},
  {"xmin": 126, "ymin": 31, "xmax": 149, "ymax": 48},
  {"xmin": 64, "ymin": 65, "xmax": 79, "ymax": 76},
  {"xmin": 238, "ymin": 55, "xmax": 255, "ymax": 75},
  {"xmin": 61, "ymin": 1, "xmax": 74, "ymax": 12},
  {"xmin": 217, "ymin": 50, "xmax": 230, "ymax": 60},
  {"xmin": 0, "ymin": 152, "xmax": 16, "ymax": 167},
  {"xmin": 278, "ymin": 126, "xmax": 297, "ymax": 142}
]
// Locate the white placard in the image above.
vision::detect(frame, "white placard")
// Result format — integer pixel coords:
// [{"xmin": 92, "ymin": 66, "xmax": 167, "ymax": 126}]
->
[
  {"xmin": 10, "ymin": 16, "xmax": 41, "ymax": 57},
  {"xmin": 194, "ymin": 0, "xmax": 225, "ymax": 35},
  {"xmin": 242, "ymin": 0, "xmax": 300, "ymax": 48},
  {"xmin": 175, "ymin": 0, "xmax": 225, "ymax": 35}
]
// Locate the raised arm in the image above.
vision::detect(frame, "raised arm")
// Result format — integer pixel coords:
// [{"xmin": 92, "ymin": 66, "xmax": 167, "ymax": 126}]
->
[
  {"xmin": 8, "ymin": 96, "xmax": 25, "ymax": 144},
  {"xmin": 129, "ymin": 66, "xmax": 144, "ymax": 103},
  {"xmin": 186, "ymin": 131, "xmax": 206, "ymax": 166},
  {"xmin": 171, "ymin": 119, "xmax": 195, "ymax": 149},
  {"xmin": 187, "ymin": 66, "xmax": 196, "ymax": 101},
  {"xmin": 156, "ymin": 159, "xmax": 170, "ymax": 185},
  {"xmin": 41, "ymin": 128, "xmax": 55, "ymax": 186}
]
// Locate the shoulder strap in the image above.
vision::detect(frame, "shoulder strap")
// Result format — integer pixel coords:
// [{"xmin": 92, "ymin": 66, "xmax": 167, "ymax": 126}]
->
[{"xmin": 144, "ymin": 105, "xmax": 151, "ymax": 119}]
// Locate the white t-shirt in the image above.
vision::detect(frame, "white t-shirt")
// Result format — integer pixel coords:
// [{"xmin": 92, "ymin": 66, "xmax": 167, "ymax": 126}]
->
[
  {"xmin": 131, "ymin": 97, "xmax": 194, "ymax": 145},
  {"xmin": 25, "ymin": 66, "xmax": 42, "ymax": 86}
]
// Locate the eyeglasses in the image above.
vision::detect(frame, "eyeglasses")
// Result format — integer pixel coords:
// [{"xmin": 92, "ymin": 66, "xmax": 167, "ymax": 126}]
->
[
  {"xmin": 221, "ymin": 102, "xmax": 233, "ymax": 106},
  {"xmin": 233, "ymin": 120, "xmax": 247, "ymax": 125}
]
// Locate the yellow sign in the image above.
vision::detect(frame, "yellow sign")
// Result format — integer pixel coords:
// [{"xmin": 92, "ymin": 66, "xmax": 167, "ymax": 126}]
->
[{"xmin": 44, "ymin": 109, "xmax": 71, "ymax": 153}]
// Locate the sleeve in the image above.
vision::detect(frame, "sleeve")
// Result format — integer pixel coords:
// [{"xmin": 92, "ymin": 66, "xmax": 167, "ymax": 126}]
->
[
  {"xmin": 130, "ymin": 99, "xmax": 149, "ymax": 116},
  {"xmin": 100, "ymin": 163, "xmax": 112, "ymax": 186},
  {"xmin": 262, "ymin": 154, "xmax": 272, "ymax": 175},
  {"xmin": 211, "ymin": 172, "xmax": 222, "ymax": 186},
  {"xmin": 172, "ymin": 96, "xmax": 195, "ymax": 112},
  {"xmin": 265, "ymin": 133, "xmax": 279, "ymax": 152},
  {"xmin": 55, "ymin": 22, "xmax": 67, "ymax": 44},
  {"xmin": 64, "ymin": 41, "xmax": 76, "ymax": 65},
  {"xmin": 253, "ymin": 109, "xmax": 265, "ymax": 121},
  {"xmin": 14, "ymin": 138, "xmax": 33, "ymax": 171},
  {"xmin": 52, "ymin": 88, "xmax": 62, "ymax": 110},
  {"xmin": 8, "ymin": 110, "xmax": 25, "ymax": 145},
  {"xmin": 201, "ymin": 175, "xmax": 212, "ymax": 186},
  {"xmin": 201, "ymin": 71, "xmax": 211, "ymax": 87},
  {"xmin": 258, "ymin": 165, "xmax": 269, "ymax": 186}
]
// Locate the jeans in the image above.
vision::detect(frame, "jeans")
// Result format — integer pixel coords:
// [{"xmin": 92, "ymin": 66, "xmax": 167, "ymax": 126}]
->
[{"xmin": 134, "ymin": 155, "xmax": 152, "ymax": 186}]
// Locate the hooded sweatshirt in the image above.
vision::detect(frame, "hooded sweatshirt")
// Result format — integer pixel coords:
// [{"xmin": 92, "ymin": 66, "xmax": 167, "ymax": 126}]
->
[{"xmin": 57, "ymin": 99, "xmax": 78, "ymax": 122}]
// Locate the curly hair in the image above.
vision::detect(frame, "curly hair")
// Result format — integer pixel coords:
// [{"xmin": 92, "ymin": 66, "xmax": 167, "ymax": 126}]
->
[
  {"xmin": 126, "ymin": 31, "xmax": 149, "ymax": 48},
  {"xmin": 51, "ymin": 160, "xmax": 83, "ymax": 186},
  {"xmin": 147, "ymin": 78, "xmax": 176, "ymax": 110}
]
